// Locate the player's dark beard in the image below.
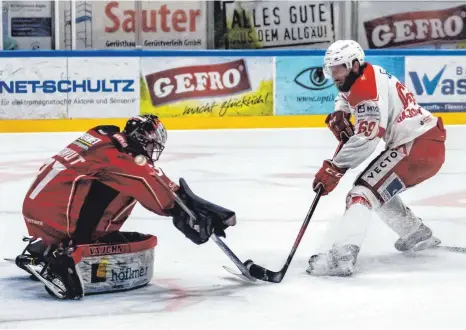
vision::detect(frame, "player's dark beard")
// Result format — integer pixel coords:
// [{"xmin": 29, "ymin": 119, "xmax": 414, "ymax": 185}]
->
[{"xmin": 336, "ymin": 70, "xmax": 361, "ymax": 92}]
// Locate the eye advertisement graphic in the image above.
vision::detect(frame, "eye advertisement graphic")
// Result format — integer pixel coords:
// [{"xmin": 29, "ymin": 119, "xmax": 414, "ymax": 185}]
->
[{"xmin": 275, "ymin": 56, "xmax": 405, "ymax": 115}]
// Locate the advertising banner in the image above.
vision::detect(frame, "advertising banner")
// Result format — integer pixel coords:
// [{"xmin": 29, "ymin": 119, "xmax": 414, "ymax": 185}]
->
[
  {"xmin": 0, "ymin": 58, "xmax": 139, "ymax": 119},
  {"xmin": 67, "ymin": 57, "xmax": 140, "ymax": 118},
  {"xmin": 0, "ymin": 58, "xmax": 67, "ymax": 118},
  {"xmin": 405, "ymin": 56, "xmax": 466, "ymax": 112},
  {"xmin": 275, "ymin": 56, "xmax": 405, "ymax": 115},
  {"xmin": 140, "ymin": 57, "xmax": 273, "ymax": 117},
  {"xmin": 358, "ymin": 2, "xmax": 466, "ymax": 49},
  {"xmin": 59, "ymin": 1, "xmax": 207, "ymax": 50},
  {"xmin": 2, "ymin": 0, "xmax": 53, "ymax": 50},
  {"xmin": 215, "ymin": 1, "xmax": 335, "ymax": 49}
]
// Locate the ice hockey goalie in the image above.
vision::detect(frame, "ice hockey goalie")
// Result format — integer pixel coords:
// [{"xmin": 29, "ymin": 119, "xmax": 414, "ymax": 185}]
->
[{"xmin": 15, "ymin": 114, "xmax": 236, "ymax": 299}]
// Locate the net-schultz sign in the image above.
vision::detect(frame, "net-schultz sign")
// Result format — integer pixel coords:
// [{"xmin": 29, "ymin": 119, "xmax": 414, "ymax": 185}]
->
[
  {"xmin": 364, "ymin": 4, "xmax": 466, "ymax": 49},
  {"xmin": 220, "ymin": 1, "xmax": 335, "ymax": 49}
]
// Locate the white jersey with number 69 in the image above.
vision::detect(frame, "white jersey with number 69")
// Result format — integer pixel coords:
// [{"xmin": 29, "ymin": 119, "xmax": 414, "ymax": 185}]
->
[{"xmin": 332, "ymin": 63, "xmax": 438, "ymax": 169}]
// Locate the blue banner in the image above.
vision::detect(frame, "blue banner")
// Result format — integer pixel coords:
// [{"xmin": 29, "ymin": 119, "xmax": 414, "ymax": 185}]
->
[{"xmin": 275, "ymin": 56, "xmax": 405, "ymax": 115}]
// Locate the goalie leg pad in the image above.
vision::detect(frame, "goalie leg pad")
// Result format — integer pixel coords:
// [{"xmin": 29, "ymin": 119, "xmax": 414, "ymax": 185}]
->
[{"xmin": 72, "ymin": 233, "xmax": 157, "ymax": 295}]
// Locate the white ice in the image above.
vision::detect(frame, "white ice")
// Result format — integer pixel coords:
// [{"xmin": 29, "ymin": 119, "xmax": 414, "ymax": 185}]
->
[{"xmin": 1, "ymin": 126, "xmax": 466, "ymax": 330}]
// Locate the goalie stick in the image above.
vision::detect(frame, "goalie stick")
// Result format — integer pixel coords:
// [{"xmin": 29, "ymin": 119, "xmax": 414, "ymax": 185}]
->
[
  {"xmin": 172, "ymin": 188, "xmax": 256, "ymax": 281},
  {"xmin": 152, "ymin": 175, "xmax": 256, "ymax": 282}
]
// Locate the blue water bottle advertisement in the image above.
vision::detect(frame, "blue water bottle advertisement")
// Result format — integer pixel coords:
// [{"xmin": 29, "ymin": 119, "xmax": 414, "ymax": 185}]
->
[{"xmin": 275, "ymin": 56, "xmax": 405, "ymax": 115}]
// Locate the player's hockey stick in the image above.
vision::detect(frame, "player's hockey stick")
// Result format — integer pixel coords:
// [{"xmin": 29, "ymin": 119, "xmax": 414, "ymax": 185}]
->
[
  {"xmin": 243, "ymin": 187, "xmax": 323, "ymax": 283},
  {"xmin": 432, "ymin": 245, "xmax": 466, "ymax": 254},
  {"xmin": 243, "ymin": 142, "xmax": 343, "ymax": 283}
]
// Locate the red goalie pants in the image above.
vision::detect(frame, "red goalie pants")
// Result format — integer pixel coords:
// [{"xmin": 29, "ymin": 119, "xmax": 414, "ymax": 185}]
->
[{"xmin": 355, "ymin": 118, "xmax": 446, "ymax": 206}]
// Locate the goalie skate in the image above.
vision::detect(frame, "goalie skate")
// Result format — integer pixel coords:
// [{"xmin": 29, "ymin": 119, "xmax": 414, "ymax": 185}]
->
[
  {"xmin": 23, "ymin": 263, "xmax": 68, "ymax": 299},
  {"xmin": 11, "ymin": 253, "xmax": 73, "ymax": 299}
]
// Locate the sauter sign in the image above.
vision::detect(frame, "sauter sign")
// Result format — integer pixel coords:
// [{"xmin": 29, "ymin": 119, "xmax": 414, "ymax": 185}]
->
[
  {"xmin": 90, "ymin": 1, "xmax": 206, "ymax": 49},
  {"xmin": 105, "ymin": 1, "xmax": 201, "ymax": 33},
  {"xmin": 364, "ymin": 4, "xmax": 466, "ymax": 48}
]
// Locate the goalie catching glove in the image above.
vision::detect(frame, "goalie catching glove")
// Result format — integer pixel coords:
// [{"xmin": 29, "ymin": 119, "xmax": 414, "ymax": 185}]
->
[{"xmin": 169, "ymin": 178, "xmax": 236, "ymax": 245}]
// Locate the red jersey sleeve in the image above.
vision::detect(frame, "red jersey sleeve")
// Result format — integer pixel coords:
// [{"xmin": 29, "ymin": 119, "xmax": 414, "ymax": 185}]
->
[{"xmin": 94, "ymin": 147, "xmax": 177, "ymax": 216}]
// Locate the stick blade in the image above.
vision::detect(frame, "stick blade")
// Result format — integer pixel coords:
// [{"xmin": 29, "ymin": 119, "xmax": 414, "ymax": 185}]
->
[
  {"xmin": 248, "ymin": 263, "xmax": 284, "ymax": 283},
  {"xmin": 223, "ymin": 266, "xmax": 257, "ymax": 282}
]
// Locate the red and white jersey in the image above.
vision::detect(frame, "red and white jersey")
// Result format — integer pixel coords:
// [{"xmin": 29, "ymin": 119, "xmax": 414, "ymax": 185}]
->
[{"xmin": 333, "ymin": 63, "xmax": 438, "ymax": 169}]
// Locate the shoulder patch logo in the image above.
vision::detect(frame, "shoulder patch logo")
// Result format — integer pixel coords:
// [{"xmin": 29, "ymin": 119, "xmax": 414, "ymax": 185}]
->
[
  {"xmin": 73, "ymin": 132, "xmax": 102, "ymax": 150},
  {"xmin": 113, "ymin": 133, "xmax": 128, "ymax": 148}
]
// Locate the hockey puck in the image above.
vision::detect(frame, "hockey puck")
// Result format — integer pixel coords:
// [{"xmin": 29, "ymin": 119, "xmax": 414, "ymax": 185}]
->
[
  {"xmin": 242, "ymin": 260, "xmax": 267, "ymax": 280},
  {"xmin": 244, "ymin": 259, "xmax": 254, "ymax": 270}
]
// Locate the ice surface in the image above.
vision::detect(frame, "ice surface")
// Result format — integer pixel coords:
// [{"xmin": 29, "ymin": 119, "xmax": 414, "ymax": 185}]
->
[{"xmin": 1, "ymin": 127, "xmax": 466, "ymax": 329}]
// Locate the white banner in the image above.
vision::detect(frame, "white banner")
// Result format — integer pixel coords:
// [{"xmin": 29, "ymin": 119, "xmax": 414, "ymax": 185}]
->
[
  {"xmin": 2, "ymin": 0, "xmax": 53, "ymax": 50},
  {"xmin": 220, "ymin": 1, "xmax": 335, "ymax": 49},
  {"xmin": 0, "ymin": 57, "xmax": 139, "ymax": 119},
  {"xmin": 67, "ymin": 57, "xmax": 139, "ymax": 118},
  {"xmin": 405, "ymin": 56, "xmax": 466, "ymax": 112},
  {"xmin": 59, "ymin": 0, "xmax": 207, "ymax": 50}
]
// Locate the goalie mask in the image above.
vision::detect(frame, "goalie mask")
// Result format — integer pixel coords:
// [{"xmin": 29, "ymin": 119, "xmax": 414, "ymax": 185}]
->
[{"xmin": 123, "ymin": 114, "xmax": 167, "ymax": 162}]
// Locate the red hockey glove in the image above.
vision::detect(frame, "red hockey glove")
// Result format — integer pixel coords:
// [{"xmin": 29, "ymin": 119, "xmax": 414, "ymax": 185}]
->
[
  {"xmin": 313, "ymin": 160, "xmax": 347, "ymax": 196},
  {"xmin": 325, "ymin": 111, "xmax": 354, "ymax": 143}
]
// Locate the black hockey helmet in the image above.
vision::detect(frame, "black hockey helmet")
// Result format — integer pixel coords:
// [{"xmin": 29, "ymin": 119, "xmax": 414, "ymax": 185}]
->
[{"xmin": 123, "ymin": 114, "xmax": 167, "ymax": 162}]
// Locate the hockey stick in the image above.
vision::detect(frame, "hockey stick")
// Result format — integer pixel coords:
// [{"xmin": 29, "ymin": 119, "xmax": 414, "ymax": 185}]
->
[
  {"xmin": 170, "ymin": 189, "xmax": 256, "ymax": 281},
  {"xmin": 432, "ymin": 245, "xmax": 466, "ymax": 254},
  {"xmin": 244, "ymin": 187, "xmax": 323, "ymax": 283},
  {"xmin": 210, "ymin": 235, "xmax": 257, "ymax": 282},
  {"xmin": 152, "ymin": 174, "xmax": 256, "ymax": 281},
  {"xmin": 244, "ymin": 142, "xmax": 343, "ymax": 283}
]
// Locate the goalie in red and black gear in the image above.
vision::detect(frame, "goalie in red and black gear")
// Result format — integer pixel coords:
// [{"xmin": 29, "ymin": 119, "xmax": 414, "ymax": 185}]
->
[{"xmin": 17, "ymin": 114, "xmax": 236, "ymax": 300}]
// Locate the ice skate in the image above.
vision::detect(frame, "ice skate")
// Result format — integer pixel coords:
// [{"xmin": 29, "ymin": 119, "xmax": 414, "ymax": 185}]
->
[
  {"xmin": 15, "ymin": 237, "xmax": 48, "ymax": 281},
  {"xmin": 15, "ymin": 238, "xmax": 83, "ymax": 299},
  {"xmin": 307, "ymin": 244, "xmax": 360, "ymax": 277},
  {"xmin": 394, "ymin": 223, "xmax": 441, "ymax": 253},
  {"xmin": 40, "ymin": 252, "xmax": 83, "ymax": 300}
]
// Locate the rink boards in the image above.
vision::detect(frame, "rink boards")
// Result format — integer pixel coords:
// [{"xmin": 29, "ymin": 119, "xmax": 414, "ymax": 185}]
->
[{"xmin": 0, "ymin": 49, "xmax": 466, "ymax": 132}]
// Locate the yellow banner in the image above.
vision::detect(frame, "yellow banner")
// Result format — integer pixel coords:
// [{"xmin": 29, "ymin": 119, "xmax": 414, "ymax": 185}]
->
[{"xmin": 140, "ymin": 57, "xmax": 274, "ymax": 117}]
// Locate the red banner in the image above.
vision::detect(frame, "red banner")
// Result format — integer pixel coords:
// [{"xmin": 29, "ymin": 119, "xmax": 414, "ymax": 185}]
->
[{"xmin": 364, "ymin": 5, "xmax": 466, "ymax": 49}]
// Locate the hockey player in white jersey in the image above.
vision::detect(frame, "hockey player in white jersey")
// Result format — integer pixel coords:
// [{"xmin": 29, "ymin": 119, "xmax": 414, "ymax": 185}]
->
[{"xmin": 307, "ymin": 40, "xmax": 447, "ymax": 276}]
